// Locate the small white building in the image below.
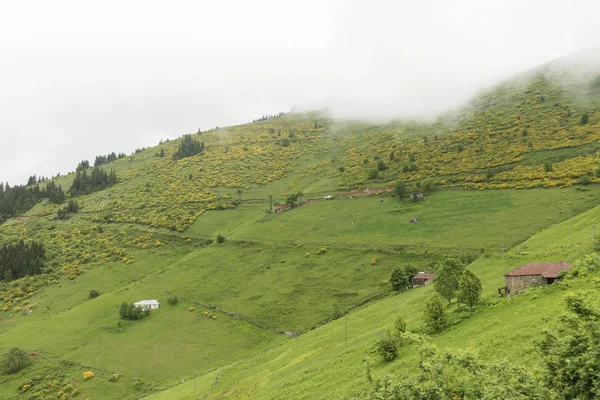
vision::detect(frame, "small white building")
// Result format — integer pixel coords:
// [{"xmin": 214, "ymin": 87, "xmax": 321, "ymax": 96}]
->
[
  {"xmin": 324, "ymin": 195, "xmax": 333, "ymax": 200},
  {"xmin": 134, "ymin": 300, "xmax": 160, "ymax": 310}
]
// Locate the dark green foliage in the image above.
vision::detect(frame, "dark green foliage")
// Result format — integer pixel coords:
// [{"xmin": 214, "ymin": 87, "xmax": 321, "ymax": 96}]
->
[
  {"xmin": 544, "ymin": 161, "xmax": 553, "ymax": 172},
  {"xmin": 69, "ymin": 167, "xmax": 117, "ymax": 196},
  {"xmin": 457, "ymin": 268, "xmax": 482, "ymax": 311},
  {"xmin": 281, "ymin": 138, "xmax": 290, "ymax": 147},
  {"xmin": 216, "ymin": 234, "xmax": 226, "ymax": 244},
  {"xmin": 580, "ymin": 113, "xmax": 589, "ymax": 125},
  {"xmin": 0, "ymin": 180, "xmax": 64, "ymax": 222},
  {"xmin": 377, "ymin": 160, "xmax": 388, "ymax": 171},
  {"xmin": 88, "ymin": 152, "xmax": 120, "ymax": 168},
  {"xmin": 393, "ymin": 181, "xmax": 407, "ymax": 199},
  {"xmin": 402, "ymin": 162, "xmax": 417, "ymax": 173},
  {"xmin": 66, "ymin": 199, "xmax": 79, "ymax": 213},
  {"xmin": 76, "ymin": 160, "xmax": 90, "ymax": 172},
  {"xmin": 367, "ymin": 169, "xmax": 379, "ymax": 179},
  {"xmin": 173, "ymin": 134, "xmax": 205, "ymax": 160},
  {"xmin": 424, "ymin": 294, "xmax": 447, "ymax": 333},
  {"xmin": 434, "ymin": 257, "xmax": 465, "ymax": 305},
  {"xmin": 168, "ymin": 296, "xmax": 179, "ymax": 305},
  {"xmin": 0, "ymin": 240, "xmax": 45, "ymax": 282},
  {"xmin": 119, "ymin": 302, "xmax": 146, "ymax": 320},
  {"xmin": 579, "ymin": 175, "xmax": 592, "ymax": 185},
  {"xmin": 390, "ymin": 265, "xmax": 419, "ymax": 291},
  {"xmin": 374, "ymin": 331, "xmax": 399, "ymax": 361},
  {"xmin": 157, "ymin": 148, "xmax": 165, "ymax": 158},
  {"xmin": 89, "ymin": 289, "xmax": 100, "ymax": 299},
  {"xmin": 355, "ymin": 334, "xmax": 550, "ymax": 399},
  {"xmin": 1, "ymin": 347, "xmax": 31, "ymax": 375},
  {"xmin": 285, "ymin": 192, "xmax": 303, "ymax": 207},
  {"xmin": 595, "ymin": 166, "xmax": 600, "ymax": 177},
  {"xmin": 539, "ymin": 293, "xmax": 600, "ymax": 399}
]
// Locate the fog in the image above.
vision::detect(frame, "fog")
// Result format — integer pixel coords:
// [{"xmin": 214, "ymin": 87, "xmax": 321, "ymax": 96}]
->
[{"xmin": 1, "ymin": 0, "xmax": 599, "ymax": 185}]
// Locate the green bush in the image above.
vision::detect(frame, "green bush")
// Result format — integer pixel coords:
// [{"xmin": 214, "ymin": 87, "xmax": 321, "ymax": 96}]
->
[
  {"xmin": 1, "ymin": 347, "xmax": 31, "ymax": 375},
  {"xmin": 424, "ymin": 294, "xmax": 448, "ymax": 333},
  {"xmin": 119, "ymin": 302, "xmax": 146, "ymax": 320},
  {"xmin": 216, "ymin": 234, "xmax": 226, "ymax": 244},
  {"xmin": 374, "ymin": 331, "xmax": 398, "ymax": 361},
  {"xmin": 89, "ymin": 289, "xmax": 100, "ymax": 299},
  {"xmin": 168, "ymin": 296, "xmax": 179, "ymax": 305}
]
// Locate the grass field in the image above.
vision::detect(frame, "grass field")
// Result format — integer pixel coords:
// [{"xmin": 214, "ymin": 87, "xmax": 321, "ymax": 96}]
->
[
  {"xmin": 202, "ymin": 187, "xmax": 600, "ymax": 250},
  {"xmin": 145, "ymin": 201, "xmax": 600, "ymax": 400}
]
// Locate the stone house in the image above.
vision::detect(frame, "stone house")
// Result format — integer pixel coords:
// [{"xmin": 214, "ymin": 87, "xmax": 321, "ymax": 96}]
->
[
  {"xmin": 412, "ymin": 272, "xmax": 437, "ymax": 287},
  {"xmin": 504, "ymin": 262, "xmax": 571, "ymax": 295}
]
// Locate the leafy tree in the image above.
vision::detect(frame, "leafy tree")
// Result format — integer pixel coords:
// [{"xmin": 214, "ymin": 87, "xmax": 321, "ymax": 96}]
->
[
  {"xmin": 394, "ymin": 181, "xmax": 407, "ymax": 199},
  {"xmin": 544, "ymin": 161, "xmax": 553, "ymax": 172},
  {"xmin": 539, "ymin": 293, "xmax": 600, "ymax": 399},
  {"xmin": 367, "ymin": 169, "xmax": 379, "ymax": 179},
  {"xmin": 1, "ymin": 347, "xmax": 31, "ymax": 375},
  {"xmin": 457, "ymin": 268, "xmax": 482, "ymax": 311},
  {"xmin": 580, "ymin": 113, "xmax": 589, "ymax": 125},
  {"xmin": 390, "ymin": 265, "xmax": 419, "ymax": 291},
  {"xmin": 119, "ymin": 302, "xmax": 145, "ymax": 320},
  {"xmin": 281, "ymin": 138, "xmax": 290, "ymax": 147},
  {"xmin": 393, "ymin": 315, "xmax": 406, "ymax": 340},
  {"xmin": 168, "ymin": 296, "xmax": 179, "ymax": 305},
  {"xmin": 424, "ymin": 294, "xmax": 448, "ymax": 333},
  {"xmin": 434, "ymin": 257, "xmax": 465, "ymax": 306},
  {"xmin": 216, "ymin": 234, "xmax": 226, "ymax": 244},
  {"xmin": 89, "ymin": 290, "xmax": 100, "ymax": 299}
]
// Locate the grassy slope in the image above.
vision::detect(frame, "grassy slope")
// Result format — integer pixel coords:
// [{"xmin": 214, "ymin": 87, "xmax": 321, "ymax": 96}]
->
[
  {"xmin": 1, "ymin": 57, "xmax": 600, "ymax": 399},
  {"xmin": 223, "ymin": 187, "xmax": 599, "ymax": 249},
  {"xmin": 147, "ymin": 200, "xmax": 600, "ymax": 400}
]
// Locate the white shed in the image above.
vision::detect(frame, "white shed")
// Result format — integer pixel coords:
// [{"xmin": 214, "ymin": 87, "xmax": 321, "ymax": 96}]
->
[{"xmin": 134, "ymin": 299, "xmax": 160, "ymax": 310}]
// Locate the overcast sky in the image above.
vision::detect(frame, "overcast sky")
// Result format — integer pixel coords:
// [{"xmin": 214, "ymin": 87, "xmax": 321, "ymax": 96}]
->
[{"xmin": 1, "ymin": 0, "xmax": 600, "ymax": 185}]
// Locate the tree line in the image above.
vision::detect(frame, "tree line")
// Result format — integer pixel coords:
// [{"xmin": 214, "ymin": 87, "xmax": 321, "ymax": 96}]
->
[
  {"xmin": 69, "ymin": 167, "xmax": 117, "ymax": 196},
  {"xmin": 0, "ymin": 240, "xmax": 45, "ymax": 282},
  {"xmin": 0, "ymin": 181, "xmax": 65, "ymax": 223},
  {"xmin": 173, "ymin": 134, "xmax": 205, "ymax": 160}
]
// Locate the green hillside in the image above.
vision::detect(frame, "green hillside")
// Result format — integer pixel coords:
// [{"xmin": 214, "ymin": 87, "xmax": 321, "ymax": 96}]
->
[{"xmin": 1, "ymin": 52, "xmax": 600, "ymax": 399}]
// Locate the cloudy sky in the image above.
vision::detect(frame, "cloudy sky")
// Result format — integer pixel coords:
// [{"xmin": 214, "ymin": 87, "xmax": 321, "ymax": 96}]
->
[{"xmin": 1, "ymin": 0, "xmax": 599, "ymax": 185}]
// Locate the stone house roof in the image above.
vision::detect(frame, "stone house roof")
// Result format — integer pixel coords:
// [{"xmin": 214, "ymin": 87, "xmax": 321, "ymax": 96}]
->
[{"xmin": 504, "ymin": 262, "xmax": 571, "ymax": 279}]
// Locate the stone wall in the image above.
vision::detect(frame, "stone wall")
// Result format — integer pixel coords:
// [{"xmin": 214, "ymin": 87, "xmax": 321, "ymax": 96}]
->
[{"xmin": 505, "ymin": 275, "xmax": 545, "ymax": 295}]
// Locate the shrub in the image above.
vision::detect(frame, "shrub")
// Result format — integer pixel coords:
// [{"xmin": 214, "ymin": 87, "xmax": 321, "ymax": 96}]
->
[
  {"xmin": 374, "ymin": 331, "xmax": 398, "ymax": 361},
  {"xmin": 83, "ymin": 371, "xmax": 94, "ymax": 380},
  {"xmin": 579, "ymin": 113, "xmax": 589, "ymax": 125},
  {"xmin": 367, "ymin": 169, "xmax": 379, "ymax": 179},
  {"xmin": 317, "ymin": 247, "xmax": 327, "ymax": 255},
  {"xmin": 424, "ymin": 294, "xmax": 448, "ymax": 333},
  {"xmin": 216, "ymin": 234, "xmax": 226, "ymax": 244},
  {"xmin": 1, "ymin": 347, "xmax": 31, "ymax": 375},
  {"xmin": 370, "ymin": 257, "xmax": 378, "ymax": 265},
  {"xmin": 89, "ymin": 289, "xmax": 100, "ymax": 299},
  {"xmin": 579, "ymin": 175, "xmax": 592, "ymax": 185},
  {"xmin": 168, "ymin": 296, "xmax": 179, "ymax": 305}
]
